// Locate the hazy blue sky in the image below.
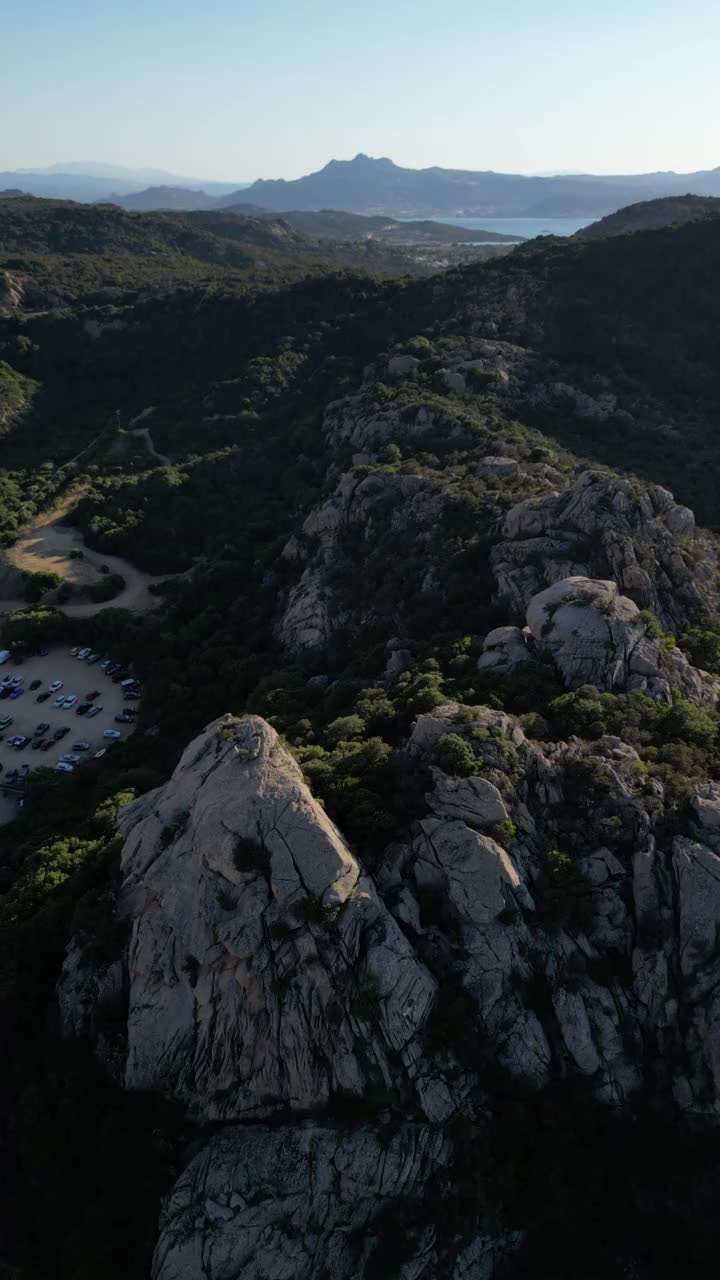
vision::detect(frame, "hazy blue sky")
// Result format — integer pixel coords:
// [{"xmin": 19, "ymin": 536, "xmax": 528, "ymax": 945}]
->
[{"xmin": 3, "ymin": 0, "xmax": 719, "ymax": 180}]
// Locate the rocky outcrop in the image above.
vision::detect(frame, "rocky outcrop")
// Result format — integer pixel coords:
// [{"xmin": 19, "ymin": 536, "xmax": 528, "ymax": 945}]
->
[
  {"xmin": 524, "ymin": 575, "xmax": 718, "ymax": 705},
  {"xmin": 58, "ymin": 701, "xmax": 720, "ymax": 1276},
  {"xmin": 152, "ymin": 1124, "xmax": 521, "ymax": 1280},
  {"xmin": 491, "ymin": 470, "xmax": 719, "ymax": 632},
  {"xmin": 478, "ymin": 625, "xmax": 532, "ymax": 672},
  {"xmin": 107, "ymin": 714, "xmax": 438, "ymax": 1121},
  {"xmin": 526, "ymin": 576, "xmax": 662, "ymax": 695}
]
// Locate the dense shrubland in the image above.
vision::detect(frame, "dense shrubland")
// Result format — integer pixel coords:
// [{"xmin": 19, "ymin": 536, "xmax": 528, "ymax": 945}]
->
[{"xmin": 2, "ymin": 204, "xmax": 720, "ymax": 1279}]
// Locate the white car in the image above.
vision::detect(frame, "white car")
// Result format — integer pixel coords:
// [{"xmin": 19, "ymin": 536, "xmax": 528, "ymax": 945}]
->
[
  {"xmin": 61, "ymin": 753, "xmax": 81, "ymax": 764},
  {"xmin": 49, "ymin": 680, "xmax": 63, "ymax": 692},
  {"xmin": 103, "ymin": 729, "xmax": 122, "ymax": 739},
  {"xmin": 77, "ymin": 648, "xmax": 92, "ymax": 659},
  {"xmin": 63, "ymin": 695, "xmax": 78, "ymax": 708},
  {"xmin": 55, "ymin": 761, "xmax": 74, "ymax": 772},
  {"xmin": 52, "ymin": 695, "xmax": 66, "ymax": 708},
  {"xmin": 93, "ymin": 747, "xmax": 107, "ymax": 759}
]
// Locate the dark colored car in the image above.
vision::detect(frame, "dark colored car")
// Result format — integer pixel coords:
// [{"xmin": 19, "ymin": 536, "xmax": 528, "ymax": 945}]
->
[
  {"xmin": 29, "ymin": 679, "xmax": 42, "ymax": 690},
  {"xmin": 36, "ymin": 691, "xmax": 51, "ymax": 703},
  {"xmin": 53, "ymin": 727, "xmax": 70, "ymax": 741},
  {"xmin": 75, "ymin": 704, "xmax": 90, "ymax": 716}
]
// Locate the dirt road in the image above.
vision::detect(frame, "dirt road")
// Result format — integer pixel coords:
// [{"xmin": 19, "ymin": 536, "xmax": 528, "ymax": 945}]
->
[
  {"xmin": 128, "ymin": 407, "xmax": 172, "ymax": 467},
  {"xmin": 1, "ymin": 491, "xmax": 168, "ymax": 618}
]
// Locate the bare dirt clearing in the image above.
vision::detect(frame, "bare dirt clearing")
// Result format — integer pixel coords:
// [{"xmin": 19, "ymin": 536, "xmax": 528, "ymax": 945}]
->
[{"xmin": 1, "ymin": 491, "xmax": 168, "ymax": 618}]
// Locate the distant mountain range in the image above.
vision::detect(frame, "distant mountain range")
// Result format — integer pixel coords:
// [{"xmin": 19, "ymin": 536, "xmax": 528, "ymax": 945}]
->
[
  {"xmin": 4, "ymin": 153, "xmax": 720, "ymax": 218},
  {"xmin": 240, "ymin": 154, "xmax": 720, "ymax": 218},
  {"xmin": 0, "ymin": 163, "xmax": 249, "ymax": 202}
]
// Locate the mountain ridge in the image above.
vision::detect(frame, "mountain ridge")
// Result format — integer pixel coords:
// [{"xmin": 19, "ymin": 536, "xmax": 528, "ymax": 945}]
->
[{"xmin": 5, "ymin": 152, "xmax": 720, "ymax": 215}]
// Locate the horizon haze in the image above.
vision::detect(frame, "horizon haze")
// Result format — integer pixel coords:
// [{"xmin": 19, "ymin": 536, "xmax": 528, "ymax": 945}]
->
[{"xmin": 3, "ymin": 0, "xmax": 720, "ymax": 180}]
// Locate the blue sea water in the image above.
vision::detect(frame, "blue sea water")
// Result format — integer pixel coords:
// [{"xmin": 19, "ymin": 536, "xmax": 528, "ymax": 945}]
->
[
  {"xmin": 396, "ymin": 214, "xmax": 594, "ymax": 242},
  {"xmin": 437, "ymin": 215, "xmax": 592, "ymax": 241}
]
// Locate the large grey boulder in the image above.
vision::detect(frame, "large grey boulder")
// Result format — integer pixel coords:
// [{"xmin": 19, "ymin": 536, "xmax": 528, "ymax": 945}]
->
[
  {"xmin": 525, "ymin": 574, "xmax": 717, "ymax": 705},
  {"xmin": 526, "ymin": 576, "xmax": 664, "ymax": 694},
  {"xmin": 112, "ymin": 715, "xmax": 437, "ymax": 1120},
  {"xmin": 478, "ymin": 625, "xmax": 533, "ymax": 672}
]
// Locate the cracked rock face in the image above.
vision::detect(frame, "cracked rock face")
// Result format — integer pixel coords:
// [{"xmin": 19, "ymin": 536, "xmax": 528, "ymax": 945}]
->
[
  {"xmin": 114, "ymin": 715, "xmax": 437, "ymax": 1120},
  {"xmin": 153, "ymin": 1124, "xmax": 451, "ymax": 1280},
  {"xmin": 524, "ymin": 575, "xmax": 717, "ymax": 704},
  {"xmin": 59, "ymin": 702, "xmax": 720, "ymax": 1275},
  {"xmin": 491, "ymin": 470, "xmax": 718, "ymax": 632},
  {"xmin": 526, "ymin": 575, "xmax": 665, "ymax": 695}
]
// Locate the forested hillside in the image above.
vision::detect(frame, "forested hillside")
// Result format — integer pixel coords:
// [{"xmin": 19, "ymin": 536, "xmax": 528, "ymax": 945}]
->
[{"xmin": 2, "ymin": 199, "xmax": 720, "ymax": 1280}]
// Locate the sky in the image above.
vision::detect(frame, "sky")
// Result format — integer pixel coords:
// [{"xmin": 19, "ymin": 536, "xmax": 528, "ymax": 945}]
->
[{"xmin": 2, "ymin": 0, "xmax": 719, "ymax": 182}]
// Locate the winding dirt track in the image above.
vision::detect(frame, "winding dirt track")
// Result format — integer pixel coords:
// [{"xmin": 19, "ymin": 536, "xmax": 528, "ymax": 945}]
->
[
  {"xmin": 1, "ymin": 491, "xmax": 168, "ymax": 617},
  {"xmin": 131, "ymin": 427, "xmax": 171, "ymax": 467}
]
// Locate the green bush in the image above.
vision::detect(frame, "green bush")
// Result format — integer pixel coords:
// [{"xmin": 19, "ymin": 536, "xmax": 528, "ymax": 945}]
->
[
  {"xmin": 682, "ymin": 627, "xmax": 720, "ymax": 674},
  {"xmin": 435, "ymin": 732, "xmax": 477, "ymax": 777},
  {"xmin": 22, "ymin": 569, "xmax": 62, "ymax": 603},
  {"xmin": 87, "ymin": 572, "xmax": 126, "ymax": 603}
]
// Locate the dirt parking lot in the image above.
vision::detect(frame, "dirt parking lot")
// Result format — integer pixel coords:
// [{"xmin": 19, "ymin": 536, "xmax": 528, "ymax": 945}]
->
[{"xmin": 0, "ymin": 646, "xmax": 137, "ymax": 817}]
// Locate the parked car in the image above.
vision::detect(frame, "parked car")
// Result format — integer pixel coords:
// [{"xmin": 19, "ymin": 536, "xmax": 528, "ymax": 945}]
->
[
  {"xmin": 49, "ymin": 680, "xmax": 63, "ymax": 692},
  {"xmin": 93, "ymin": 747, "xmax": 107, "ymax": 759},
  {"xmin": 75, "ymin": 704, "xmax": 90, "ymax": 716},
  {"xmin": 52, "ymin": 695, "xmax": 65, "ymax": 708},
  {"xmin": 0, "ymin": 715, "xmax": 13, "ymax": 729},
  {"xmin": 86, "ymin": 691, "xmax": 100, "ymax": 701},
  {"xmin": 86, "ymin": 705, "xmax": 102, "ymax": 718},
  {"xmin": 6, "ymin": 769, "xmax": 18, "ymax": 784},
  {"xmin": 115, "ymin": 714, "xmax": 133, "ymax": 723},
  {"xmin": 125, "ymin": 691, "xmax": 141, "ymax": 700},
  {"xmin": 103, "ymin": 729, "xmax": 122, "ymax": 739},
  {"xmin": 29, "ymin": 679, "xmax": 42, "ymax": 691},
  {"xmin": 61, "ymin": 753, "xmax": 81, "ymax": 764},
  {"xmin": 70, "ymin": 647, "xmax": 80, "ymax": 656},
  {"xmin": 77, "ymin": 648, "xmax": 92, "ymax": 660},
  {"xmin": 55, "ymin": 761, "xmax": 74, "ymax": 773},
  {"xmin": 72, "ymin": 742, "xmax": 90, "ymax": 751},
  {"xmin": 63, "ymin": 695, "xmax": 78, "ymax": 708},
  {"xmin": 86, "ymin": 654, "xmax": 100, "ymax": 665},
  {"xmin": 53, "ymin": 727, "xmax": 70, "ymax": 741},
  {"xmin": 36, "ymin": 691, "xmax": 51, "ymax": 703},
  {"xmin": 0, "ymin": 688, "xmax": 11, "ymax": 700},
  {"xmin": 14, "ymin": 737, "xmax": 29, "ymax": 750},
  {"xmin": 19, "ymin": 765, "xmax": 30, "ymax": 780},
  {"xmin": 9, "ymin": 688, "xmax": 23, "ymax": 700},
  {"xmin": 34, "ymin": 723, "xmax": 50, "ymax": 735}
]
